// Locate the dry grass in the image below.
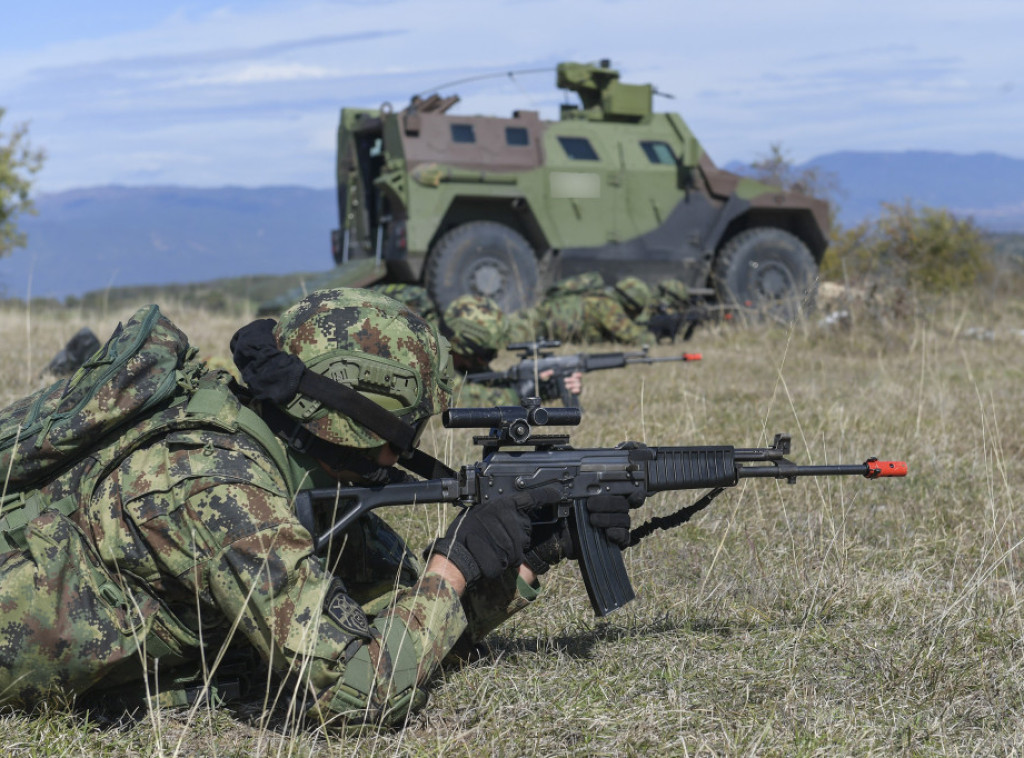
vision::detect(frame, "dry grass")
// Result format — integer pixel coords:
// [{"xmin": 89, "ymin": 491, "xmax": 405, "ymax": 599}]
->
[{"xmin": 1, "ymin": 290, "xmax": 1023, "ymax": 756}]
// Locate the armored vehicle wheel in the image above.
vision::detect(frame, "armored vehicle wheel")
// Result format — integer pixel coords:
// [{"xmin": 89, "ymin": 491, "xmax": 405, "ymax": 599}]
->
[
  {"xmin": 713, "ymin": 227, "xmax": 817, "ymax": 321},
  {"xmin": 425, "ymin": 221, "xmax": 538, "ymax": 313}
]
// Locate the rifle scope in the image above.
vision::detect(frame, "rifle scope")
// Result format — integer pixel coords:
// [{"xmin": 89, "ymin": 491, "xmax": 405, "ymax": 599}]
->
[{"xmin": 443, "ymin": 404, "xmax": 581, "ymax": 443}]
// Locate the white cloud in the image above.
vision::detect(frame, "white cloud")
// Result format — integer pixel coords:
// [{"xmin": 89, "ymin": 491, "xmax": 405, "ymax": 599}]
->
[
  {"xmin": 2, "ymin": 0, "xmax": 1023, "ymax": 189},
  {"xmin": 180, "ymin": 62, "xmax": 340, "ymax": 87}
]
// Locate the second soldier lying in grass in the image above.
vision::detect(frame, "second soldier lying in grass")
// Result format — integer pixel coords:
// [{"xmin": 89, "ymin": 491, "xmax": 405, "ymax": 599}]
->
[{"xmin": 441, "ymin": 294, "xmax": 582, "ymax": 407}]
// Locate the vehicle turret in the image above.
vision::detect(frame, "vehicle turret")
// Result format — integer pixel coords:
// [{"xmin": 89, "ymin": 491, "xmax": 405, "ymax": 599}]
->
[{"xmin": 556, "ymin": 59, "xmax": 653, "ymax": 123}]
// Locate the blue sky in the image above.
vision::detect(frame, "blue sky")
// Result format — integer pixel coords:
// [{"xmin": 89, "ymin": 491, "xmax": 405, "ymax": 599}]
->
[{"xmin": 2, "ymin": 0, "xmax": 1021, "ymax": 193}]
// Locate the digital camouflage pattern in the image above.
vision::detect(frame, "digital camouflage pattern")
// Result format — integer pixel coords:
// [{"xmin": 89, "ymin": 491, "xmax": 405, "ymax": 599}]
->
[
  {"xmin": 442, "ymin": 294, "xmax": 520, "ymax": 407},
  {"xmin": 658, "ymin": 278, "xmax": 691, "ymax": 309},
  {"xmin": 543, "ymin": 271, "xmax": 606, "ymax": 299},
  {"xmin": 0, "ymin": 300, "xmax": 537, "ymax": 725},
  {"xmin": 0, "ymin": 370, "xmax": 535, "ymax": 723},
  {"xmin": 367, "ymin": 283, "xmax": 439, "ymax": 327},
  {"xmin": 612, "ymin": 277, "xmax": 653, "ymax": 317},
  {"xmin": 451, "ymin": 375, "xmax": 521, "ymax": 408},
  {"xmin": 531, "ymin": 289, "xmax": 648, "ymax": 345},
  {"xmin": 0, "ymin": 305, "xmax": 198, "ymax": 493},
  {"xmin": 441, "ymin": 294, "xmax": 509, "ymax": 359},
  {"xmin": 274, "ymin": 288, "xmax": 454, "ymax": 450}
]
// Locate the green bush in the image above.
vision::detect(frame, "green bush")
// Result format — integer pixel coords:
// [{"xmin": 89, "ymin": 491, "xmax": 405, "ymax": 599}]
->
[{"xmin": 823, "ymin": 202, "xmax": 994, "ymax": 293}]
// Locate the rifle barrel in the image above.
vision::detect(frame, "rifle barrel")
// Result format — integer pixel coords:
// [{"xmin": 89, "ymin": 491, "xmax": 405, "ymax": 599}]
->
[{"xmin": 738, "ymin": 460, "xmax": 907, "ymax": 479}]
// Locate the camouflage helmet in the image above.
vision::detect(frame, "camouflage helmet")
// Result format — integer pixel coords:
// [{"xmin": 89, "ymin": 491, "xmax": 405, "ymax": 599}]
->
[
  {"xmin": 272, "ymin": 288, "xmax": 454, "ymax": 449},
  {"xmin": 658, "ymin": 279, "xmax": 691, "ymax": 307},
  {"xmin": 612, "ymin": 276, "xmax": 653, "ymax": 316},
  {"xmin": 442, "ymin": 294, "xmax": 509, "ymax": 359}
]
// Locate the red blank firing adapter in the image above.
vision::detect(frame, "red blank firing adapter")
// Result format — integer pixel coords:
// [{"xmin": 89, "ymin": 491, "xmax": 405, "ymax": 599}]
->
[{"xmin": 864, "ymin": 459, "xmax": 908, "ymax": 478}]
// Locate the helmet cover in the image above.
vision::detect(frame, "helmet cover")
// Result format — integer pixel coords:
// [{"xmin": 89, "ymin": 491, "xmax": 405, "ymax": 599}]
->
[
  {"xmin": 442, "ymin": 294, "xmax": 509, "ymax": 359},
  {"xmin": 273, "ymin": 288, "xmax": 453, "ymax": 449},
  {"xmin": 613, "ymin": 276, "xmax": 653, "ymax": 315}
]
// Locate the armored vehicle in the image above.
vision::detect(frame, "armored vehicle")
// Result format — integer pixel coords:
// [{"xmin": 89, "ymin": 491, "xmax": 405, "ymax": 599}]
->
[{"xmin": 331, "ymin": 60, "xmax": 830, "ymax": 316}]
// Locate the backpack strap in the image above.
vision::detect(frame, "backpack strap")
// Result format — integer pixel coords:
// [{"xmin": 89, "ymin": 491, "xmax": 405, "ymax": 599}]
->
[
  {"xmin": 0, "ymin": 491, "xmax": 77, "ymax": 553},
  {"xmin": 183, "ymin": 380, "xmax": 300, "ymax": 496}
]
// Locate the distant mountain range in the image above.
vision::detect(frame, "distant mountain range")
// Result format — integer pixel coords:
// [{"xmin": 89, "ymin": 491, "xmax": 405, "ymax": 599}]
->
[
  {"xmin": 1, "ymin": 186, "xmax": 337, "ymax": 300},
  {"xmin": 3, "ymin": 150, "xmax": 1023, "ymax": 300}
]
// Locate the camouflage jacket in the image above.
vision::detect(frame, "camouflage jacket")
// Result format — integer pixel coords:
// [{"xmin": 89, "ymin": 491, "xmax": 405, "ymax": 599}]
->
[
  {"xmin": 451, "ymin": 373, "xmax": 521, "ymax": 407},
  {"xmin": 0, "ymin": 373, "xmax": 536, "ymax": 725},
  {"xmin": 367, "ymin": 283, "xmax": 439, "ymax": 328},
  {"xmin": 533, "ymin": 293, "xmax": 647, "ymax": 345}
]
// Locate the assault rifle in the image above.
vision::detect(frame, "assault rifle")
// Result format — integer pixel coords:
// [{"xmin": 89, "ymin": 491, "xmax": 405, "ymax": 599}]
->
[
  {"xmin": 294, "ymin": 400, "xmax": 907, "ymax": 617},
  {"xmin": 464, "ymin": 340, "xmax": 701, "ymax": 408}
]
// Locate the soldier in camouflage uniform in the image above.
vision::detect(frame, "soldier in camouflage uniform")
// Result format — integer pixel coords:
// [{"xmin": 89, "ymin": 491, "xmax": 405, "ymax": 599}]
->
[
  {"xmin": 441, "ymin": 294, "xmax": 582, "ymax": 407},
  {"xmin": 532, "ymin": 274, "xmax": 652, "ymax": 345},
  {"xmin": 367, "ymin": 282, "xmax": 439, "ymax": 328},
  {"xmin": 0, "ymin": 288, "xmax": 625, "ymax": 726}
]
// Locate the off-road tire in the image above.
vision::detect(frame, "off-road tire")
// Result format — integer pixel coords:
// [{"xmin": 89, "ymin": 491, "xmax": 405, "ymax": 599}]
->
[
  {"xmin": 425, "ymin": 221, "xmax": 539, "ymax": 313},
  {"xmin": 713, "ymin": 227, "xmax": 818, "ymax": 322}
]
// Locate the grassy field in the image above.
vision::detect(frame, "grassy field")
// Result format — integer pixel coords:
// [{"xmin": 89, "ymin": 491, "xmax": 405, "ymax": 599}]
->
[{"xmin": 1, "ymin": 288, "xmax": 1023, "ymax": 756}]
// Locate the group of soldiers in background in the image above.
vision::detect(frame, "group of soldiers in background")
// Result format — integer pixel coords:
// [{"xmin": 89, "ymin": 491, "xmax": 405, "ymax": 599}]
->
[
  {"xmin": 368, "ymin": 273, "xmax": 698, "ymax": 408},
  {"xmin": 371, "ymin": 271, "xmax": 695, "ymax": 348},
  {"xmin": 46, "ymin": 274, "xmax": 698, "ymax": 411}
]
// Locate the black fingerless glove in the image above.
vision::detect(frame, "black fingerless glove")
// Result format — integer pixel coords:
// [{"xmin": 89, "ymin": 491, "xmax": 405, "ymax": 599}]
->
[
  {"xmin": 586, "ymin": 494, "xmax": 632, "ymax": 548},
  {"xmin": 524, "ymin": 494, "xmax": 633, "ymax": 575},
  {"xmin": 429, "ymin": 487, "xmax": 562, "ymax": 585}
]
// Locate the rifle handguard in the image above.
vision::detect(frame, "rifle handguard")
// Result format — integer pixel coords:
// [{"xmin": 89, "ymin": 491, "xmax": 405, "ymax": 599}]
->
[{"xmin": 644, "ymin": 447, "xmax": 739, "ymax": 492}]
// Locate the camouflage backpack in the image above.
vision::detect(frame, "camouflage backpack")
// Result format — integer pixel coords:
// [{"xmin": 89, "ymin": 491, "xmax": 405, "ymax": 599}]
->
[{"xmin": 0, "ymin": 305, "xmax": 289, "ymax": 552}]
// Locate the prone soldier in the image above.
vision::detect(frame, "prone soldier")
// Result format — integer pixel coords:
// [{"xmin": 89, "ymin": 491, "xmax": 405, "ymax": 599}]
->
[
  {"xmin": 0, "ymin": 288, "xmax": 628, "ymax": 725},
  {"xmin": 531, "ymin": 273, "xmax": 652, "ymax": 345},
  {"xmin": 441, "ymin": 294, "xmax": 582, "ymax": 407},
  {"xmin": 645, "ymin": 278, "xmax": 706, "ymax": 343}
]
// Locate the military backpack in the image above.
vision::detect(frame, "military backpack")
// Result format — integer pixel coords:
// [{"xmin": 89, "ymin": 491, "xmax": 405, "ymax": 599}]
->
[{"xmin": 0, "ymin": 304, "xmax": 289, "ymax": 552}]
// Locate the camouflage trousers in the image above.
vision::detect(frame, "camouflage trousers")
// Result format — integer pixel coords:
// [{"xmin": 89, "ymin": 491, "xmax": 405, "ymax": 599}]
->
[{"xmin": 0, "ymin": 509, "xmax": 166, "ymax": 709}]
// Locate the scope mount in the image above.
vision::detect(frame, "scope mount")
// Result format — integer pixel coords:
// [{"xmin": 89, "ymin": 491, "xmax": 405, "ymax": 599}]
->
[{"xmin": 507, "ymin": 339, "xmax": 562, "ymax": 359}]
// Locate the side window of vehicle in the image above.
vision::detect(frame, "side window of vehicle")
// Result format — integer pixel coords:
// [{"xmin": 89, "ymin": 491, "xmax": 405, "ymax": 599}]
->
[
  {"xmin": 558, "ymin": 136, "xmax": 599, "ymax": 161},
  {"xmin": 641, "ymin": 141, "xmax": 676, "ymax": 165},
  {"xmin": 451, "ymin": 124, "xmax": 476, "ymax": 144},
  {"xmin": 506, "ymin": 127, "xmax": 530, "ymax": 146}
]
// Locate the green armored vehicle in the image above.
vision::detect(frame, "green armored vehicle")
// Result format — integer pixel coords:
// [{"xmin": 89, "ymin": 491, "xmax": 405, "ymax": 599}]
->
[{"xmin": 331, "ymin": 60, "xmax": 830, "ymax": 316}]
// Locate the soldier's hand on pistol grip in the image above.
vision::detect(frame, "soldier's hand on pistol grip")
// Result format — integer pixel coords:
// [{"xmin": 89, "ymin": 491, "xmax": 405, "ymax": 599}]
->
[
  {"xmin": 524, "ymin": 494, "xmax": 635, "ymax": 576},
  {"xmin": 429, "ymin": 486, "xmax": 563, "ymax": 585}
]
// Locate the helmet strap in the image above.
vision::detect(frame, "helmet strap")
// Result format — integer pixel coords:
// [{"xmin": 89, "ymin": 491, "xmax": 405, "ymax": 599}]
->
[
  {"xmin": 297, "ymin": 369, "xmax": 419, "ymax": 452},
  {"xmin": 259, "ymin": 401, "xmax": 454, "ymax": 481},
  {"xmin": 231, "ymin": 317, "xmax": 422, "ymax": 453}
]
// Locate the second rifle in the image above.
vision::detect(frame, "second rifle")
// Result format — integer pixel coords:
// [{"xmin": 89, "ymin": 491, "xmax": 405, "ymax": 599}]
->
[{"xmin": 465, "ymin": 340, "xmax": 702, "ymax": 408}]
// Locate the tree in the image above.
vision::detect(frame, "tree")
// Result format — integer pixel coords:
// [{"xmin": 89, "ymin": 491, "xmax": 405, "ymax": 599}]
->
[
  {"xmin": 748, "ymin": 142, "xmax": 839, "ymax": 203},
  {"xmin": 0, "ymin": 108, "xmax": 46, "ymax": 258}
]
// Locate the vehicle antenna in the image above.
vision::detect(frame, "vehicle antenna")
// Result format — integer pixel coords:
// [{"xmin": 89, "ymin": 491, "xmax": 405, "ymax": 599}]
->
[{"xmin": 414, "ymin": 66, "xmax": 553, "ymax": 98}]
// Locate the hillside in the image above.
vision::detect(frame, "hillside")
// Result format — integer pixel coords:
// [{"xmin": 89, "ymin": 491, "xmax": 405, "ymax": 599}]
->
[
  {"xmin": 0, "ymin": 185, "xmax": 337, "ymax": 300},
  {"xmin": 805, "ymin": 150, "xmax": 1024, "ymax": 229},
  {"xmin": 3, "ymin": 150, "xmax": 1024, "ymax": 302}
]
